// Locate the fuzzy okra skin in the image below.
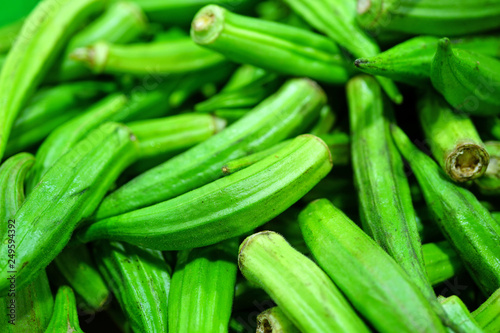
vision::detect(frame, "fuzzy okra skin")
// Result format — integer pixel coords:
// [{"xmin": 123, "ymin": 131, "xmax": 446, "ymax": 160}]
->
[
  {"xmin": 473, "ymin": 288, "xmax": 500, "ymax": 333},
  {"xmin": 256, "ymin": 307, "xmax": 299, "ymax": 333},
  {"xmin": 419, "ymin": 90, "xmax": 489, "ymax": 182},
  {"xmin": 238, "ymin": 231, "xmax": 370, "ymax": 333},
  {"xmin": 191, "ymin": 5, "xmax": 349, "ymax": 84},
  {"xmin": 299, "ymin": 199, "xmax": 447, "ymax": 333},
  {"xmin": 431, "ymin": 38, "xmax": 500, "ymax": 116},
  {"xmin": 423, "ymin": 241, "xmax": 464, "ymax": 287},
  {"xmin": 79, "ymin": 134, "xmax": 332, "ymax": 250},
  {"xmin": 44, "ymin": 286, "xmax": 83, "ymax": 333},
  {"xmin": 0, "ymin": 123, "xmax": 139, "ymax": 296},
  {"xmin": 438, "ymin": 296, "xmax": 484, "ymax": 333},
  {"xmin": 0, "ymin": 0, "xmax": 106, "ymax": 160},
  {"xmin": 95, "ymin": 78, "xmax": 326, "ymax": 219},
  {"xmin": 168, "ymin": 240, "xmax": 238, "ymax": 333},
  {"xmin": 391, "ymin": 124, "xmax": 500, "ymax": 296},
  {"xmin": 94, "ymin": 241, "xmax": 171, "ymax": 333}
]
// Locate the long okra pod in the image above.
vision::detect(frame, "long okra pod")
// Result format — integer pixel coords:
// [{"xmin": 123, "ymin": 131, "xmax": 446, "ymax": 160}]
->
[
  {"xmin": 168, "ymin": 240, "xmax": 238, "ymax": 332},
  {"xmin": 472, "ymin": 288, "xmax": 500, "ymax": 333},
  {"xmin": 95, "ymin": 78, "xmax": 326, "ymax": 219},
  {"xmin": 238, "ymin": 231, "xmax": 370, "ymax": 333},
  {"xmin": 391, "ymin": 124, "xmax": 500, "ymax": 296},
  {"xmin": 79, "ymin": 135, "xmax": 332, "ymax": 250},
  {"xmin": 44, "ymin": 286, "xmax": 84, "ymax": 333},
  {"xmin": 0, "ymin": 123, "xmax": 139, "ymax": 296},
  {"xmin": 419, "ymin": 90, "xmax": 489, "ymax": 182},
  {"xmin": 438, "ymin": 296, "xmax": 484, "ymax": 333},
  {"xmin": 0, "ymin": 0, "xmax": 106, "ymax": 160},
  {"xmin": 423, "ymin": 241, "xmax": 464, "ymax": 287},
  {"xmin": 475, "ymin": 142, "xmax": 500, "ymax": 195},
  {"xmin": 256, "ymin": 307, "xmax": 299, "ymax": 333},
  {"xmin": 191, "ymin": 5, "xmax": 349, "ymax": 84}
]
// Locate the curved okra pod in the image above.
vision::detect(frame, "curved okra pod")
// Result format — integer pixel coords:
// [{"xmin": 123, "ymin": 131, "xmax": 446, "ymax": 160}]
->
[
  {"xmin": 168, "ymin": 240, "xmax": 238, "ymax": 332},
  {"xmin": 191, "ymin": 5, "xmax": 349, "ymax": 84},
  {"xmin": 438, "ymin": 296, "xmax": 484, "ymax": 333},
  {"xmin": 391, "ymin": 124, "xmax": 500, "ymax": 296},
  {"xmin": 418, "ymin": 90, "xmax": 489, "ymax": 182},
  {"xmin": 44, "ymin": 286, "xmax": 83, "ymax": 333},
  {"xmin": 431, "ymin": 38, "xmax": 500, "ymax": 116},
  {"xmin": 0, "ymin": 19, "xmax": 24, "ymax": 54},
  {"xmin": 79, "ymin": 135, "xmax": 332, "ymax": 250},
  {"xmin": 238, "ymin": 231, "xmax": 370, "ymax": 333},
  {"xmin": 475, "ymin": 142, "xmax": 500, "ymax": 195},
  {"xmin": 423, "ymin": 241, "xmax": 464, "ymax": 287},
  {"xmin": 0, "ymin": 123, "xmax": 139, "ymax": 296},
  {"xmin": 94, "ymin": 241, "xmax": 171, "ymax": 333},
  {"xmin": 221, "ymin": 65, "xmax": 270, "ymax": 92},
  {"xmin": 472, "ymin": 288, "xmax": 500, "ymax": 333},
  {"xmin": 95, "ymin": 78, "xmax": 326, "ymax": 219},
  {"xmin": 256, "ymin": 307, "xmax": 299, "ymax": 333},
  {"xmin": 299, "ymin": 199, "xmax": 447, "ymax": 333},
  {"xmin": 0, "ymin": 0, "xmax": 106, "ymax": 160}
]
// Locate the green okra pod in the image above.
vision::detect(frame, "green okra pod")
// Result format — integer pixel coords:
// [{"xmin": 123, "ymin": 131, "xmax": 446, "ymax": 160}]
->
[
  {"xmin": 310, "ymin": 105, "xmax": 335, "ymax": 136},
  {"xmin": 299, "ymin": 199, "xmax": 447, "ymax": 333},
  {"xmin": 419, "ymin": 90, "xmax": 489, "ymax": 182},
  {"xmin": 475, "ymin": 142, "xmax": 500, "ymax": 195},
  {"xmin": 0, "ymin": 122, "xmax": 139, "ymax": 296},
  {"xmin": 95, "ymin": 78, "xmax": 326, "ymax": 219},
  {"xmin": 221, "ymin": 65, "xmax": 270, "ymax": 93},
  {"xmin": 431, "ymin": 38, "xmax": 500, "ymax": 116},
  {"xmin": 168, "ymin": 240, "xmax": 238, "ymax": 333},
  {"xmin": 438, "ymin": 296, "xmax": 484, "ymax": 333},
  {"xmin": 0, "ymin": 0, "xmax": 106, "ymax": 160},
  {"xmin": 94, "ymin": 241, "xmax": 171, "ymax": 333},
  {"xmin": 44, "ymin": 286, "xmax": 83, "ymax": 333},
  {"xmin": 256, "ymin": 307, "xmax": 299, "ymax": 333},
  {"xmin": 238, "ymin": 231, "xmax": 370, "ymax": 333},
  {"xmin": 0, "ymin": 19, "xmax": 24, "ymax": 54},
  {"xmin": 213, "ymin": 109, "xmax": 252, "ymax": 124},
  {"xmin": 472, "ymin": 288, "xmax": 500, "ymax": 333},
  {"xmin": 391, "ymin": 124, "xmax": 500, "ymax": 296},
  {"xmin": 318, "ymin": 131, "xmax": 351, "ymax": 166},
  {"xmin": 191, "ymin": 5, "xmax": 349, "ymax": 84},
  {"xmin": 79, "ymin": 134, "xmax": 332, "ymax": 250},
  {"xmin": 423, "ymin": 241, "xmax": 464, "ymax": 286}
]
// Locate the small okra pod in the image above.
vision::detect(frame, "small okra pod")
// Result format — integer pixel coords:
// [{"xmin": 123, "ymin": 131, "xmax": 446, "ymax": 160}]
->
[
  {"xmin": 168, "ymin": 240, "xmax": 238, "ymax": 332},
  {"xmin": 391, "ymin": 124, "xmax": 500, "ymax": 296},
  {"xmin": 256, "ymin": 307, "xmax": 299, "ymax": 333},
  {"xmin": 423, "ymin": 241, "xmax": 464, "ymax": 286},
  {"xmin": 0, "ymin": 0, "xmax": 106, "ymax": 160},
  {"xmin": 310, "ymin": 105, "xmax": 336, "ymax": 136},
  {"xmin": 431, "ymin": 38, "xmax": 500, "ymax": 116},
  {"xmin": 299, "ymin": 199, "xmax": 447, "ymax": 333},
  {"xmin": 318, "ymin": 131, "xmax": 350, "ymax": 166},
  {"xmin": 0, "ymin": 18, "xmax": 24, "ymax": 54},
  {"xmin": 472, "ymin": 288, "xmax": 500, "ymax": 333},
  {"xmin": 438, "ymin": 296, "xmax": 484, "ymax": 333},
  {"xmin": 79, "ymin": 134, "xmax": 332, "ymax": 250},
  {"xmin": 238, "ymin": 231, "xmax": 370, "ymax": 333},
  {"xmin": 475, "ymin": 142, "xmax": 500, "ymax": 195},
  {"xmin": 191, "ymin": 5, "xmax": 350, "ymax": 84},
  {"xmin": 95, "ymin": 78, "xmax": 326, "ymax": 219},
  {"xmin": 419, "ymin": 90, "xmax": 489, "ymax": 182},
  {"xmin": 221, "ymin": 65, "xmax": 270, "ymax": 93},
  {"xmin": 44, "ymin": 286, "xmax": 83, "ymax": 333},
  {"xmin": 0, "ymin": 122, "xmax": 139, "ymax": 296},
  {"xmin": 94, "ymin": 241, "xmax": 171, "ymax": 333}
]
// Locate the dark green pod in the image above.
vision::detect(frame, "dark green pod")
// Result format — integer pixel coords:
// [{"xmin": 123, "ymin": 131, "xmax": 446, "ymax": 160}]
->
[
  {"xmin": 168, "ymin": 240, "xmax": 238, "ymax": 332},
  {"xmin": 438, "ymin": 296, "xmax": 484, "ymax": 333},
  {"xmin": 318, "ymin": 131, "xmax": 350, "ymax": 166},
  {"xmin": 423, "ymin": 241, "xmax": 464, "ymax": 286},
  {"xmin": 310, "ymin": 105, "xmax": 335, "ymax": 136},
  {"xmin": 256, "ymin": 307, "xmax": 299, "ymax": 333},
  {"xmin": 473, "ymin": 288, "xmax": 500, "ymax": 333},
  {"xmin": 391, "ymin": 124, "xmax": 500, "ymax": 296},
  {"xmin": 44, "ymin": 286, "xmax": 83, "ymax": 333},
  {"xmin": 94, "ymin": 241, "xmax": 171, "ymax": 333},
  {"xmin": 95, "ymin": 78, "xmax": 326, "ymax": 219}
]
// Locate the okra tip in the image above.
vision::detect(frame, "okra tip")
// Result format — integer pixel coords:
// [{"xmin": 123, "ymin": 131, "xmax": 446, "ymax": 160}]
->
[
  {"xmin": 212, "ymin": 116, "xmax": 227, "ymax": 134},
  {"xmin": 446, "ymin": 143, "xmax": 489, "ymax": 182},
  {"xmin": 191, "ymin": 5, "xmax": 225, "ymax": 45},
  {"xmin": 238, "ymin": 231, "xmax": 280, "ymax": 270},
  {"xmin": 70, "ymin": 42, "xmax": 109, "ymax": 74}
]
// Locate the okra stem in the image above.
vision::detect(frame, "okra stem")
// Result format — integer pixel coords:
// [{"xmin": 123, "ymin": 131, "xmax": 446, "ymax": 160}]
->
[
  {"xmin": 423, "ymin": 241, "xmax": 464, "ymax": 286},
  {"xmin": 256, "ymin": 307, "xmax": 299, "ymax": 333},
  {"xmin": 438, "ymin": 296, "xmax": 484, "ymax": 333}
]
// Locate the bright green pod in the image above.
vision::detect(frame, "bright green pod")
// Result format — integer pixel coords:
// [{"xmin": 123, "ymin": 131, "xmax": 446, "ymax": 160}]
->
[
  {"xmin": 256, "ymin": 307, "xmax": 299, "ymax": 333},
  {"xmin": 0, "ymin": 53, "xmax": 5, "ymax": 69},
  {"xmin": 0, "ymin": 122, "xmax": 139, "ymax": 296},
  {"xmin": 95, "ymin": 78, "xmax": 326, "ymax": 219},
  {"xmin": 238, "ymin": 231, "xmax": 370, "ymax": 333},
  {"xmin": 0, "ymin": 19, "xmax": 24, "ymax": 54},
  {"xmin": 0, "ymin": 0, "xmax": 106, "ymax": 160},
  {"xmin": 318, "ymin": 131, "xmax": 350, "ymax": 166},
  {"xmin": 310, "ymin": 105, "xmax": 336, "ymax": 136},
  {"xmin": 419, "ymin": 90, "xmax": 489, "ymax": 182},
  {"xmin": 79, "ymin": 134, "xmax": 332, "ymax": 250},
  {"xmin": 94, "ymin": 241, "xmax": 171, "ymax": 333},
  {"xmin": 72, "ymin": 37, "xmax": 227, "ymax": 76},
  {"xmin": 438, "ymin": 296, "xmax": 484, "ymax": 333},
  {"xmin": 431, "ymin": 38, "xmax": 500, "ymax": 116},
  {"xmin": 299, "ymin": 199, "xmax": 447, "ymax": 333},
  {"xmin": 473, "ymin": 288, "xmax": 500, "ymax": 333},
  {"xmin": 423, "ymin": 241, "xmax": 464, "ymax": 286},
  {"xmin": 475, "ymin": 142, "xmax": 500, "ymax": 195},
  {"xmin": 357, "ymin": 0, "xmax": 500, "ymax": 36},
  {"xmin": 168, "ymin": 240, "xmax": 238, "ymax": 333},
  {"xmin": 44, "ymin": 286, "xmax": 83, "ymax": 333},
  {"xmin": 213, "ymin": 109, "xmax": 252, "ymax": 124},
  {"xmin": 191, "ymin": 5, "xmax": 349, "ymax": 84},
  {"xmin": 493, "ymin": 212, "xmax": 500, "ymax": 223},
  {"xmin": 391, "ymin": 124, "xmax": 500, "ymax": 296},
  {"xmin": 221, "ymin": 65, "xmax": 269, "ymax": 93}
]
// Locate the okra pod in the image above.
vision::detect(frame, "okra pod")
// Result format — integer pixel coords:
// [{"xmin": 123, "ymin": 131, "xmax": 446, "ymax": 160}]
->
[
  {"xmin": 79, "ymin": 134, "xmax": 332, "ymax": 250},
  {"xmin": 213, "ymin": 109, "xmax": 252, "ymax": 124},
  {"xmin": 419, "ymin": 90, "xmax": 489, "ymax": 182},
  {"xmin": 191, "ymin": 5, "xmax": 349, "ymax": 84},
  {"xmin": 438, "ymin": 296, "xmax": 484, "ymax": 333},
  {"xmin": 94, "ymin": 241, "xmax": 171, "ymax": 333},
  {"xmin": 0, "ymin": 122, "xmax": 139, "ymax": 296},
  {"xmin": 221, "ymin": 65, "xmax": 270, "ymax": 93},
  {"xmin": 95, "ymin": 78, "xmax": 326, "ymax": 219},
  {"xmin": 310, "ymin": 105, "xmax": 335, "ymax": 136},
  {"xmin": 299, "ymin": 199, "xmax": 447, "ymax": 333},
  {"xmin": 168, "ymin": 240, "xmax": 238, "ymax": 332},
  {"xmin": 475, "ymin": 142, "xmax": 500, "ymax": 195},
  {"xmin": 44, "ymin": 286, "xmax": 83, "ymax": 333},
  {"xmin": 256, "ymin": 307, "xmax": 299, "ymax": 333},
  {"xmin": 318, "ymin": 131, "xmax": 351, "ymax": 166},
  {"xmin": 472, "ymin": 288, "xmax": 500, "ymax": 333},
  {"xmin": 391, "ymin": 124, "xmax": 500, "ymax": 296},
  {"xmin": 238, "ymin": 231, "xmax": 370, "ymax": 333},
  {"xmin": 0, "ymin": 19, "xmax": 24, "ymax": 54},
  {"xmin": 0, "ymin": 0, "xmax": 106, "ymax": 160},
  {"xmin": 431, "ymin": 38, "xmax": 500, "ymax": 116},
  {"xmin": 423, "ymin": 241, "xmax": 464, "ymax": 286}
]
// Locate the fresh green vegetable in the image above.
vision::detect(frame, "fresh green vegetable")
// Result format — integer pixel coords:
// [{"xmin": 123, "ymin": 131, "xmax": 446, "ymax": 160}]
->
[
  {"xmin": 44, "ymin": 286, "xmax": 84, "ymax": 333},
  {"xmin": 0, "ymin": 19, "xmax": 24, "ymax": 54},
  {"xmin": 423, "ymin": 241, "xmax": 464, "ymax": 286},
  {"xmin": 256, "ymin": 307, "xmax": 299, "ymax": 333},
  {"xmin": 438, "ymin": 296, "xmax": 484, "ymax": 333},
  {"xmin": 473, "ymin": 288, "xmax": 500, "ymax": 333},
  {"xmin": 475, "ymin": 142, "xmax": 500, "ymax": 195},
  {"xmin": 310, "ymin": 105, "xmax": 335, "ymax": 136}
]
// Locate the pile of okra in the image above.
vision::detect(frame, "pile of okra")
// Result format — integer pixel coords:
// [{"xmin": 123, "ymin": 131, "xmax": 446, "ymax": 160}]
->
[{"xmin": 1, "ymin": 0, "xmax": 500, "ymax": 332}]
